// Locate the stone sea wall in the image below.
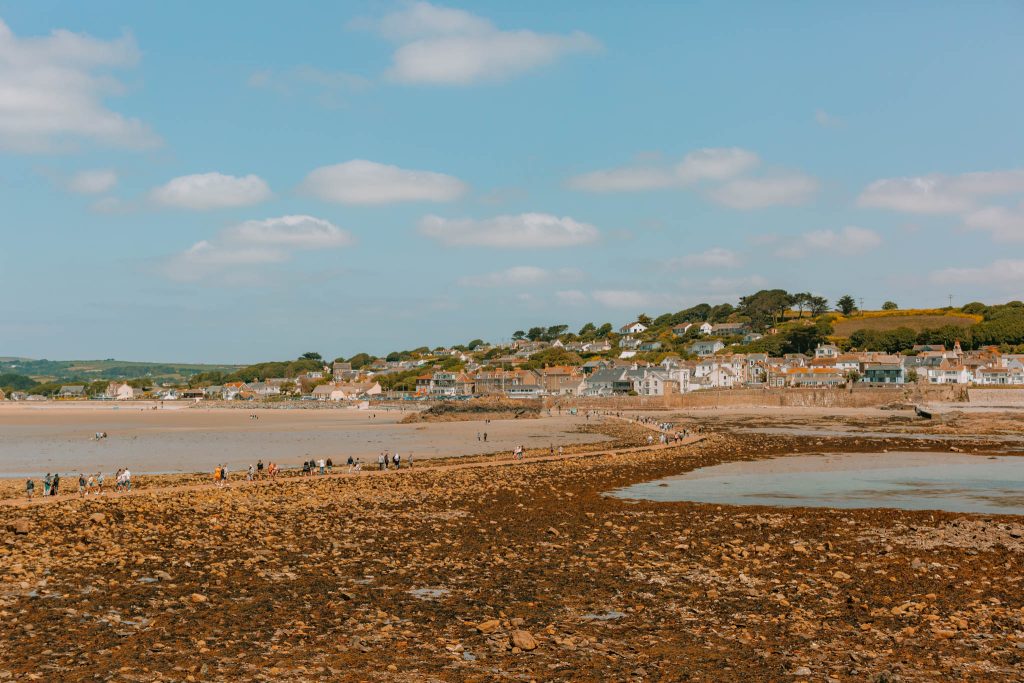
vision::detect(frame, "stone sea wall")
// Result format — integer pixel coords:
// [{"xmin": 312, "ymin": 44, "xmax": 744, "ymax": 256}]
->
[{"xmin": 553, "ymin": 384, "xmax": 963, "ymax": 411}]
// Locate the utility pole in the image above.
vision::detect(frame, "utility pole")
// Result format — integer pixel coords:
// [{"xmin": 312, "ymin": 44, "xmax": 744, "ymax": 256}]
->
[
  {"xmin": 948, "ymin": 293, "xmax": 954, "ymax": 308},
  {"xmin": 858, "ymin": 297, "xmax": 864, "ymax": 313}
]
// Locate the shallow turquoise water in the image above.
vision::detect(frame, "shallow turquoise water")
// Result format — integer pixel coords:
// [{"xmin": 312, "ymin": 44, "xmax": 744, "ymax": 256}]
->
[{"xmin": 610, "ymin": 452, "xmax": 1024, "ymax": 515}]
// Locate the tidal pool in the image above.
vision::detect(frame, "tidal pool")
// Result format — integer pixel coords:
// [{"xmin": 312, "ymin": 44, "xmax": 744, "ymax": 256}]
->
[{"xmin": 610, "ymin": 452, "xmax": 1024, "ymax": 515}]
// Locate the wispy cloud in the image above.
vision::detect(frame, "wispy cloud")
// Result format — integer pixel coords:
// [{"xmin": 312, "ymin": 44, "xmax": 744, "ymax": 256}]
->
[
  {"xmin": 929, "ymin": 259, "xmax": 1024, "ymax": 286},
  {"xmin": 556, "ymin": 289, "xmax": 588, "ymax": 306},
  {"xmin": 591, "ymin": 289, "xmax": 661, "ymax": 309},
  {"xmin": 963, "ymin": 203, "xmax": 1024, "ymax": 242},
  {"xmin": 150, "ymin": 172, "xmax": 272, "ymax": 210},
  {"xmin": 419, "ymin": 213, "xmax": 599, "ymax": 248},
  {"xmin": 707, "ymin": 173, "xmax": 818, "ymax": 209},
  {"xmin": 164, "ymin": 215, "xmax": 353, "ymax": 283},
  {"xmin": 568, "ymin": 148, "xmax": 759, "ymax": 192},
  {"xmin": 353, "ymin": 1, "xmax": 600, "ymax": 85},
  {"xmin": 68, "ymin": 169, "xmax": 118, "ymax": 194},
  {"xmin": 457, "ymin": 266, "xmax": 582, "ymax": 288},
  {"xmin": 858, "ymin": 170, "xmax": 1024, "ymax": 214},
  {"xmin": 671, "ymin": 247, "xmax": 742, "ymax": 269},
  {"xmin": 775, "ymin": 226, "xmax": 882, "ymax": 259},
  {"xmin": 301, "ymin": 160, "xmax": 466, "ymax": 205},
  {"xmin": 814, "ymin": 109, "xmax": 843, "ymax": 128},
  {"xmin": 0, "ymin": 19, "xmax": 159, "ymax": 152},
  {"xmin": 570, "ymin": 148, "xmax": 817, "ymax": 209}
]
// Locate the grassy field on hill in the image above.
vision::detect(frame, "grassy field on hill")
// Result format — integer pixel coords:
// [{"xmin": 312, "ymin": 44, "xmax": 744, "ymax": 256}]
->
[
  {"xmin": 0, "ymin": 358, "xmax": 242, "ymax": 383},
  {"xmin": 832, "ymin": 311, "xmax": 980, "ymax": 337}
]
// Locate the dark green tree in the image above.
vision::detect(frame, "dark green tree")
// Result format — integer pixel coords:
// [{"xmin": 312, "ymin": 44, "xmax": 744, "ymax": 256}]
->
[
  {"xmin": 836, "ymin": 295, "xmax": 857, "ymax": 315},
  {"xmin": 525, "ymin": 326, "xmax": 545, "ymax": 341},
  {"xmin": 808, "ymin": 296, "xmax": 829, "ymax": 316},
  {"xmin": 347, "ymin": 353, "xmax": 375, "ymax": 370},
  {"xmin": 738, "ymin": 289, "xmax": 793, "ymax": 329},
  {"xmin": 544, "ymin": 324, "xmax": 569, "ymax": 340},
  {"xmin": 792, "ymin": 292, "xmax": 813, "ymax": 318}
]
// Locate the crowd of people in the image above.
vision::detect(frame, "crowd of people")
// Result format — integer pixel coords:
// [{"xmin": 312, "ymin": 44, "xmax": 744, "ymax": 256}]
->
[
  {"xmin": 374, "ymin": 451, "xmax": 411, "ymax": 470},
  {"xmin": 25, "ymin": 468, "xmax": 133, "ymax": 501}
]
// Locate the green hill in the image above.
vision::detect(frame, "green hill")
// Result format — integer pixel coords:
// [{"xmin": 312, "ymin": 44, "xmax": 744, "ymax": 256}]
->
[{"xmin": 0, "ymin": 358, "xmax": 242, "ymax": 384}]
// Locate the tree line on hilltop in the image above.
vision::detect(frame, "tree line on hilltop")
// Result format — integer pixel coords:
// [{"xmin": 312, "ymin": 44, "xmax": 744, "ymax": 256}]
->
[{"xmin": 5, "ymin": 291, "xmax": 1024, "ymax": 395}]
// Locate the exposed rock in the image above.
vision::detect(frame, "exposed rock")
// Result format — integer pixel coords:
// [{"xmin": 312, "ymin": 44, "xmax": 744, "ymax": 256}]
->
[
  {"xmin": 510, "ymin": 630, "xmax": 537, "ymax": 651},
  {"xmin": 476, "ymin": 619, "xmax": 501, "ymax": 634},
  {"xmin": 8, "ymin": 519, "xmax": 29, "ymax": 535}
]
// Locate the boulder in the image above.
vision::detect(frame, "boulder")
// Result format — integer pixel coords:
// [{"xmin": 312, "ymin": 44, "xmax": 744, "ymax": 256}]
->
[
  {"xmin": 510, "ymin": 630, "xmax": 537, "ymax": 651},
  {"xmin": 476, "ymin": 619, "xmax": 500, "ymax": 634},
  {"xmin": 9, "ymin": 519, "xmax": 30, "ymax": 535}
]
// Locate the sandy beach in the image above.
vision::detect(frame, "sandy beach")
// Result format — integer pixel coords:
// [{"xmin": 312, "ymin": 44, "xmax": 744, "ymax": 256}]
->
[{"xmin": 0, "ymin": 402, "xmax": 607, "ymax": 476}]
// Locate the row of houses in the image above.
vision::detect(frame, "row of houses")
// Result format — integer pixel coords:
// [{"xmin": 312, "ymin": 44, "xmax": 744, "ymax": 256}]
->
[
  {"xmin": 621, "ymin": 320, "xmax": 755, "ymax": 337},
  {"xmin": 406, "ymin": 341, "xmax": 1024, "ymax": 399}
]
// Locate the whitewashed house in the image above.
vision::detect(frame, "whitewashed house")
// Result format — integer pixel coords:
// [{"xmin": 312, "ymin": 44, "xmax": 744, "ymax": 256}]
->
[{"xmin": 619, "ymin": 321, "xmax": 649, "ymax": 335}]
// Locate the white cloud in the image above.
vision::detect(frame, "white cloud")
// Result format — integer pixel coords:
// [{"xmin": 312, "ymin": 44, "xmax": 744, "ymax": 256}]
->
[
  {"xmin": 775, "ymin": 226, "xmax": 882, "ymax": 259},
  {"xmin": 164, "ymin": 215, "xmax": 352, "ymax": 283},
  {"xmin": 568, "ymin": 166, "xmax": 676, "ymax": 193},
  {"xmin": 675, "ymin": 247, "xmax": 742, "ymax": 269},
  {"xmin": 359, "ymin": 2, "xmax": 599, "ymax": 85},
  {"xmin": 569, "ymin": 147, "xmax": 759, "ymax": 192},
  {"xmin": 151, "ymin": 173, "xmax": 272, "ymax": 210},
  {"xmin": 68, "ymin": 169, "xmax": 117, "ymax": 194},
  {"xmin": 0, "ymin": 18, "xmax": 159, "ymax": 151},
  {"xmin": 222, "ymin": 215, "xmax": 353, "ymax": 248},
  {"xmin": 556, "ymin": 289, "xmax": 588, "ymax": 306},
  {"xmin": 373, "ymin": 2, "xmax": 493, "ymax": 40},
  {"xmin": 963, "ymin": 203, "xmax": 1024, "ymax": 242},
  {"xmin": 419, "ymin": 213, "xmax": 599, "ymax": 248},
  {"xmin": 676, "ymin": 148, "xmax": 760, "ymax": 184},
  {"xmin": 858, "ymin": 177, "xmax": 972, "ymax": 214},
  {"xmin": 301, "ymin": 160, "xmax": 466, "ymax": 205},
  {"xmin": 857, "ymin": 170, "xmax": 1024, "ymax": 214},
  {"xmin": 458, "ymin": 265, "xmax": 582, "ymax": 288},
  {"xmin": 929, "ymin": 259, "xmax": 1024, "ymax": 286},
  {"xmin": 708, "ymin": 173, "xmax": 818, "ymax": 209}
]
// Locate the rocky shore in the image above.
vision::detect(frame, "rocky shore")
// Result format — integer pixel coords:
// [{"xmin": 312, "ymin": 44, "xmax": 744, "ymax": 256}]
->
[{"xmin": 1, "ymin": 418, "xmax": 1022, "ymax": 681}]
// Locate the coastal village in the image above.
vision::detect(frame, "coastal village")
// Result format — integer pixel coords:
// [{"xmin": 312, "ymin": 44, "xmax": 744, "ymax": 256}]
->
[{"xmin": 6, "ymin": 301, "xmax": 1024, "ymax": 404}]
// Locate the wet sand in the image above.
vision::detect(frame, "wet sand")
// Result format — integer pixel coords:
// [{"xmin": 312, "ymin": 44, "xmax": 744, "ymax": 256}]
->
[
  {"xmin": 0, "ymin": 403, "xmax": 607, "ymax": 476},
  {"xmin": 612, "ymin": 451, "xmax": 1024, "ymax": 514}
]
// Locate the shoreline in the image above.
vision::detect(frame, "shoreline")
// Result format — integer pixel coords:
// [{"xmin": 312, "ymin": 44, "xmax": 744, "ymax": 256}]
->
[{"xmin": 0, "ymin": 405, "xmax": 609, "ymax": 477}]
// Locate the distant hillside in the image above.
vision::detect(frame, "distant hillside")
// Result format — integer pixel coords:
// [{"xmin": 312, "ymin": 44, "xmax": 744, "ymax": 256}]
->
[
  {"xmin": 0, "ymin": 358, "xmax": 243, "ymax": 384},
  {"xmin": 832, "ymin": 311, "xmax": 980, "ymax": 337}
]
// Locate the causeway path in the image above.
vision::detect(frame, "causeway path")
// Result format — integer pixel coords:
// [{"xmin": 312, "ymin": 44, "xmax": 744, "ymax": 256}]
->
[{"xmin": 0, "ymin": 415, "xmax": 705, "ymax": 509}]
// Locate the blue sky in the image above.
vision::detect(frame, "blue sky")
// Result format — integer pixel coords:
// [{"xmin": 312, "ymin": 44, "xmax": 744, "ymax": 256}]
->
[{"xmin": 1, "ymin": 1, "xmax": 1023, "ymax": 362}]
